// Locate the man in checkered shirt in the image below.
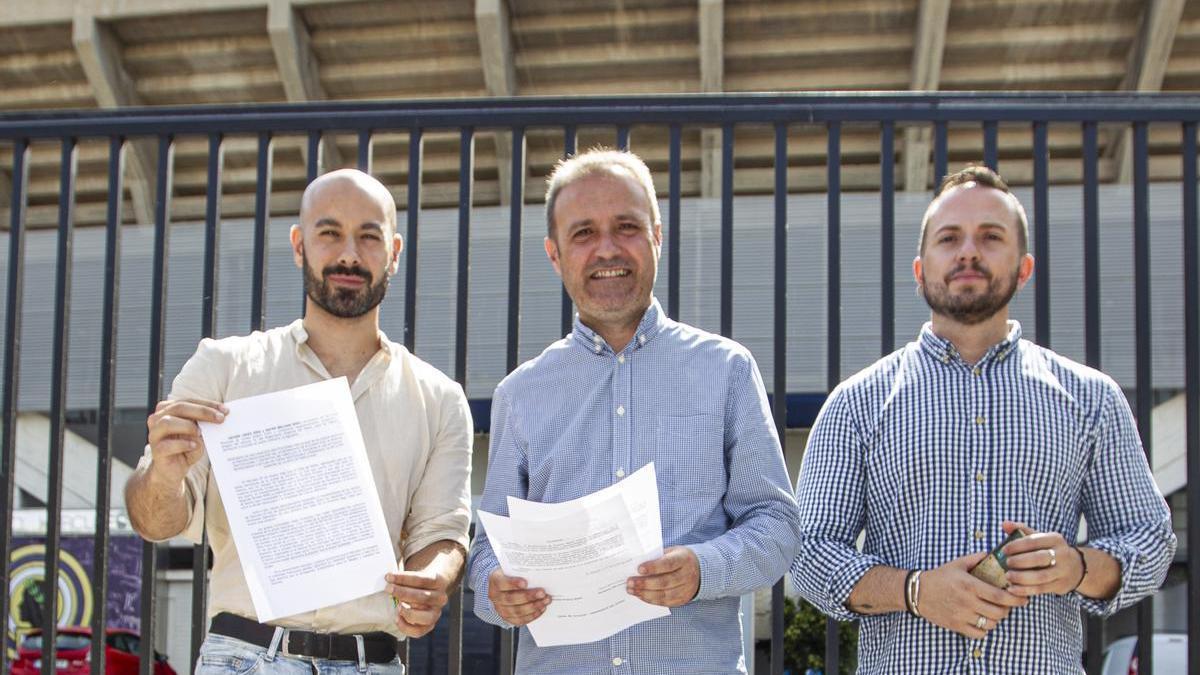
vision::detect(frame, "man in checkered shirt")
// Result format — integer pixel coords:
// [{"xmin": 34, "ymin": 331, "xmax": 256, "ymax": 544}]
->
[{"xmin": 791, "ymin": 165, "xmax": 1176, "ymax": 672}]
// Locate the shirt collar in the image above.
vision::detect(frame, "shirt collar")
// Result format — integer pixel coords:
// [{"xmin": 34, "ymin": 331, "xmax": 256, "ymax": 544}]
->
[
  {"xmin": 918, "ymin": 320, "xmax": 1022, "ymax": 366},
  {"xmin": 571, "ymin": 297, "xmax": 667, "ymax": 355},
  {"xmin": 288, "ymin": 319, "xmax": 396, "ymax": 397}
]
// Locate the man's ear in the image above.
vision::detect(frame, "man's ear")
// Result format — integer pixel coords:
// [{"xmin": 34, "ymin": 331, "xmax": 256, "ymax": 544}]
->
[
  {"xmin": 544, "ymin": 236, "xmax": 562, "ymax": 277},
  {"xmin": 290, "ymin": 224, "xmax": 304, "ymax": 269},
  {"xmin": 912, "ymin": 256, "xmax": 923, "ymax": 289},
  {"xmin": 1016, "ymin": 253, "xmax": 1035, "ymax": 289},
  {"xmin": 388, "ymin": 232, "xmax": 404, "ymax": 276},
  {"xmin": 653, "ymin": 223, "xmax": 663, "ymax": 248}
]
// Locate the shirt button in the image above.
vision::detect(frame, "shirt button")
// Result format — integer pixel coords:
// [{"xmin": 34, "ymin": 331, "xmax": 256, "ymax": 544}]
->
[
  {"xmin": 612, "ymin": 657, "xmax": 623, "ymax": 666},
  {"xmin": 638, "ymin": 335, "xmax": 646, "ymax": 345},
  {"xmin": 974, "ymin": 415, "xmax": 985, "ymax": 425},
  {"xmin": 974, "ymin": 529, "xmax": 985, "ymax": 540},
  {"xmin": 616, "ymin": 468, "xmax": 625, "ymax": 478},
  {"xmin": 975, "ymin": 471, "xmax": 985, "ymax": 482},
  {"xmin": 972, "ymin": 648, "xmax": 983, "ymax": 658},
  {"xmin": 973, "ymin": 367, "xmax": 982, "ymax": 376},
  {"xmin": 617, "ymin": 405, "xmax": 625, "ymax": 416},
  {"xmin": 617, "ymin": 354, "xmax": 625, "ymax": 364}
]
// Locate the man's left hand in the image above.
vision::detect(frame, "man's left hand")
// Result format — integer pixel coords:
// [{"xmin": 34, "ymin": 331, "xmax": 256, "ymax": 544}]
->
[
  {"xmin": 626, "ymin": 546, "xmax": 700, "ymax": 607},
  {"xmin": 1001, "ymin": 521, "xmax": 1086, "ymax": 597},
  {"xmin": 386, "ymin": 570, "xmax": 451, "ymax": 638}
]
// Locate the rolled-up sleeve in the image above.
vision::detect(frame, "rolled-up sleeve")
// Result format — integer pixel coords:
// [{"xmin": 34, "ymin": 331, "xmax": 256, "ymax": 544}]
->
[
  {"xmin": 790, "ymin": 385, "xmax": 885, "ymax": 622},
  {"xmin": 467, "ymin": 386, "xmax": 525, "ymax": 628},
  {"xmin": 1076, "ymin": 382, "xmax": 1176, "ymax": 617},
  {"xmin": 401, "ymin": 381, "xmax": 474, "ymax": 559},
  {"xmin": 689, "ymin": 353, "xmax": 801, "ymax": 601}
]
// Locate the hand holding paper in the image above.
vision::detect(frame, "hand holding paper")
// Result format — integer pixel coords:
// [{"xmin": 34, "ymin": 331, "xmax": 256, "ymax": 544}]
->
[{"xmin": 479, "ymin": 463, "xmax": 669, "ymax": 646}]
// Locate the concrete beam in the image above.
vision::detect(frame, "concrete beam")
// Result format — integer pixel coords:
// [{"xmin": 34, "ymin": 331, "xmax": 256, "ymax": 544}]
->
[
  {"xmin": 267, "ymin": 0, "xmax": 342, "ymax": 173},
  {"xmin": 71, "ymin": 9, "xmax": 155, "ymax": 224},
  {"xmin": 903, "ymin": 0, "xmax": 950, "ymax": 192},
  {"xmin": 0, "ymin": 168, "xmax": 10, "ymax": 210},
  {"xmin": 476, "ymin": 0, "xmax": 516, "ymax": 204},
  {"xmin": 0, "ymin": 0, "xmax": 367, "ymax": 28},
  {"xmin": 699, "ymin": 0, "xmax": 723, "ymax": 197},
  {"xmin": 1112, "ymin": 0, "xmax": 1187, "ymax": 183}
]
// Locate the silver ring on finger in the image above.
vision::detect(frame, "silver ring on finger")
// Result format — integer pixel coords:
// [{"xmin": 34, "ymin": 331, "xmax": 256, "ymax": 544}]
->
[
  {"xmin": 975, "ymin": 615, "xmax": 987, "ymax": 630},
  {"xmin": 1047, "ymin": 548, "xmax": 1057, "ymax": 567}
]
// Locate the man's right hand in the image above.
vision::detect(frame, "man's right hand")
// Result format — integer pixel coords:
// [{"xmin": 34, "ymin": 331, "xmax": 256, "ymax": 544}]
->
[
  {"xmin": 917, "ymin": 552, "xmax": 1028, "ymax": 639},
  {"xmin": 146, "ymin": 398, "xmax": 227, "ymax": 484},
  {"xmin": 487, "ymin": 568, "xmax": 550, "ymax": 626}
]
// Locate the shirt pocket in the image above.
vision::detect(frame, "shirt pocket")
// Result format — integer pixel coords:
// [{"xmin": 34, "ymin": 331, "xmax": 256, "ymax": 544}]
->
[{"xmin": 655, "ymin": 413, "xmax": 727, "ymax": 497}]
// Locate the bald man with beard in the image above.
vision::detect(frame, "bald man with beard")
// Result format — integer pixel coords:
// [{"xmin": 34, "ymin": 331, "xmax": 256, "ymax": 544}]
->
[{"xmin": 125, "ymin": 169, "xmax": 473, "ymax": 674}]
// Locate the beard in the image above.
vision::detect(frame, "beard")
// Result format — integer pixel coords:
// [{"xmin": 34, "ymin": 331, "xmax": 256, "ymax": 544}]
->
[
  {"xmin": 302, "ymin": 251, "xmax": 389, "ymax": 319},
  {"xmin": 920, "ymin": 260, "xmax": 1019, "ymax": 325}
]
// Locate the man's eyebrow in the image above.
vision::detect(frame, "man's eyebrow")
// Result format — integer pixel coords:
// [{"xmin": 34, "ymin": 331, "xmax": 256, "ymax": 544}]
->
[
  {"xmin": 313, "ymin": 217, "xmax": 342, "ymax": 228},
  {"xmin": 564, "ymin": 218, "xmax": 594, "ymax": 232}
]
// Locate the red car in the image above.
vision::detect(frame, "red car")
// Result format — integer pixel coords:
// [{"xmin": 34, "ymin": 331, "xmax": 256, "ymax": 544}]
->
[{"xmin": 10, "ymin": 627, "xmax": 177, "ymax": 675}]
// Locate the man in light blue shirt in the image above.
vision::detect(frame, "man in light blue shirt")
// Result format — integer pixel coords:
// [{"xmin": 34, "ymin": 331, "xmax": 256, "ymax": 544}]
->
[{"xmin": 467, "ymin": 149, "xmax": 800, "ymax": 674}]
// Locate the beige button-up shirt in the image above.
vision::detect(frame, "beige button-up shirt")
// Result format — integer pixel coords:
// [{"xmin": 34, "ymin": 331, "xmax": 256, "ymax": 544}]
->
[{"xmin": 137, "ymin": 320, "xmax": 473, "ymax": 636}]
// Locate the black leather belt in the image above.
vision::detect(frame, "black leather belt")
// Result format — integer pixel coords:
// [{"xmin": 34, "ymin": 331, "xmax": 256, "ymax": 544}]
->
[{"xmin": 209, "ymin": 612, "xmax": 398, "ymax": 664}]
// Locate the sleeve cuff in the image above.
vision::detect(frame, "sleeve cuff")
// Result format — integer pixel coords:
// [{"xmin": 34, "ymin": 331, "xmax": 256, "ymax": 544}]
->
[
  {"xmin": 689, "ymin": 542, "xmax": 724, "ymax": 601},
  {"xmin": 826, "ymin": 554, "xmax": 888, "ymax": 622},
  {"xmin": 1076, "ymin": 538, "xmax": 1137, "ymax": 617},
  {"xmin": 403, "ymin": 530, "xmax": 471, "ymax": 563}
]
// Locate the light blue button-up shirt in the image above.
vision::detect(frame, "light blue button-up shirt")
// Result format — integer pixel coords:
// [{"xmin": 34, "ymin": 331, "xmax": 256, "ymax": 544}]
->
[
  {"xmin": 791, "ymin": 321, "xmax": 1176, "ymax": 674},
  {"xmin": 468, "ymin": 298, "xmax": 800, "ymax": 674}
]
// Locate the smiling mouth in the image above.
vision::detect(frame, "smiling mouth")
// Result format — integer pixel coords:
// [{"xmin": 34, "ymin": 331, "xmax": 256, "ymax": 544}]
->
[{"xmin": 591, "ymin": 269, "xmax": 631, "ymax": 279}]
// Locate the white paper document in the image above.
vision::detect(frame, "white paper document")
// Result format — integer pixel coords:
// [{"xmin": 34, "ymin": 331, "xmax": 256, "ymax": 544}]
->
[
  {"xmin": 199, "ymin": 378, "xmax": 397, "ymax": 622},
  {"xmin": 479, "ymin": 463, "xmax": 668, "ymax": 646}
]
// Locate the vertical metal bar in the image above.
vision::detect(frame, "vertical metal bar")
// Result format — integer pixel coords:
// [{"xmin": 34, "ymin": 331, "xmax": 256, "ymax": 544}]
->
[
  {"xmin": 404, "ymin": 127, "xmax": 423, "ymax": 352},
  {"xmin": 92, "ymin": 137, "xmax": 125, "ymax": 675},
  {"xmin": 252, "ymin": 132, "xmax": 272, "ymax": 332},
  {"xmin": 1032, "ymin": 121, "xmax": 1050, "ymax": 346},
  {"xmin": 192, "ymin": 133, "xmax": 223, "ymax": 668},
  {"xmin": 141, "ymin": 134, "xmax": 174, "ymax": 675},
  {"xmin": 41, "ymin": 137, "xmax": 77, "ymax": 675},
  {"xmin": 505, "ymin": 127, "xmax": 525, "ymax": 374},
  {"xmin": 667, "ymin": 124, "xmax": 682, "ymax": 321},
  {"xmin": 0, "ymin": 139, "xmax": 29, "ymax": 675},
  {"xmin": 1182, "ymin": 120, "xmax": 1199, "ymax": 675},
  {"xmin": 500, "ymin": 127, "xmax": 525, "ymax": 675},
  {"xmin": 448, "ymin": 127, "xmax": 473, "ymax": 675},
  {"xmin": 825, "ymin": 120, "xmax": 842, "ymax": 673},
  {"xmin": 720, "ymin": 123, "xmax": 734, "ymax": 337},
  {"xmin": 306, "ymin": 130, "xmax": 321, "ymax": 184},
  {"xmin": 1131, "ymin": 121, "xmax": 1154, "ymax": 675},
  {"xmin": 455, "ymin": 127, "xmax": 474, "ymax": 387},
  {"xmin": 934, "ymin": 121, "xmax": 948, "ymax": 184},
  {"xmin": 983, "ymin": 120, "xmax": 998, "ymax": 170},
  {"xmin": 617, "ymin": 124, "xmax": 630, "ymax": 151},
  {"xmin": 1083, "ymin": 123, "xmax": 1101, "ymax": 369},
  {"xmin": 771, "ymin": 122, "xmax": 788, "ymax": 675},
  {"xmin": 560, "ymin": 126, "xmax": 577, "ymax": 336},
  {"xmin": 880, "ymin": 121, "xmax": 895, "ymax": 354},
  {"xmin": 1081, "ymin": 120, "xmax": 1105, "ymax": 675},
  {"xmin": 357, "ymin": 129, "xmax": 372, "ymax": 173}
]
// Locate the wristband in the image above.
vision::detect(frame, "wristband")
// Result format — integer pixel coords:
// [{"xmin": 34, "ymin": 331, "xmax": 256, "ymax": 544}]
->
[
  {"xmin": 1070, "ymin": 546, "xmax": 1088, "ymax": 592},
  {"xmin": 904, "ymin": 569, "xmax": 923, "ymax": 618}
]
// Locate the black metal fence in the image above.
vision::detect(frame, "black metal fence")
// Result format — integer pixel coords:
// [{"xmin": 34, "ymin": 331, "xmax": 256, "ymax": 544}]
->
[{"xmin": 1, "ymin": 93, "xmax": 1198, "ymax": 675}]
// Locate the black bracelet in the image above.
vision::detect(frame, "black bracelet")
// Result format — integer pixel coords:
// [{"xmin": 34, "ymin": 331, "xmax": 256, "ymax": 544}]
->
[{"xmin": 1070, "ymin": 546, "xmax": 1088, "ymax": 592}]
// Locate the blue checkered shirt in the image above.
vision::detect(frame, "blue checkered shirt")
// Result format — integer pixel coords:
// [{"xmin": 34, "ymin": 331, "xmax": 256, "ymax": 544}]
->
[
  {"xmin": 791, "ymin": 321, "xmax": 1176, "ymax": 674},
  {"xmin": 468, "ymin": 298, "xmax": 800, "ymax": 674}
]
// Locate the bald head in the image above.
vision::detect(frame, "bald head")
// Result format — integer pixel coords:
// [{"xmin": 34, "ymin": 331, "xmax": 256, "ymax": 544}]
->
[{"xmin": 300, "ymin": 168, "xmax": 398, "ymax": 234}]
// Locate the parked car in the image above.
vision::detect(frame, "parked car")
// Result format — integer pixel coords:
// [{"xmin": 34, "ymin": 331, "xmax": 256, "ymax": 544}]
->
[
  {"xmin": 10, "ymin": 627, "xmax": 177, "ymax": 675},
  {"xmin": 1101, "ymin": 633, "xmax": 1187, "ymax": 674}
]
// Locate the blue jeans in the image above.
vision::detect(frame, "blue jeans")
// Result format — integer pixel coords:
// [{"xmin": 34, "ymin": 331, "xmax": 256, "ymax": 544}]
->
[{"xmin": 195, "ymin": 633, "xmax": 406, "ymax": 675}]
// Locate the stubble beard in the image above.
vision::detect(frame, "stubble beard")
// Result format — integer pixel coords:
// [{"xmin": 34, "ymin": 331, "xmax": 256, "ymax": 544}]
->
[
  {"xmin": 920, "ymin": 261, "xmax": 1020, "ymax": 326},
  {"xmin": 302, "ymin": 250, "xmax": 389, "ymax": 319}
]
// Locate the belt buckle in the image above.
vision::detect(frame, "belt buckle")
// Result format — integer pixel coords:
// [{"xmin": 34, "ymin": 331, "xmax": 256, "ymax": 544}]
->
[{"xmin": 280, "ymin": 630, "xmax": 294, "ymax": 658}]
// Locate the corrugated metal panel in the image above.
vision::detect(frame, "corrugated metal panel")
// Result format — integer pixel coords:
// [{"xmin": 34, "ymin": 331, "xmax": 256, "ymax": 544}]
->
[{"xmin": 0, "ymin": 183, "xmax": 1187, "ymax": 412}]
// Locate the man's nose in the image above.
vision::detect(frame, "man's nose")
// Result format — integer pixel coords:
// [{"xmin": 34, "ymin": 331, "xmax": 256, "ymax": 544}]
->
[
  {"xmin": 594, "ymin": 229, "xmax": 620, "ymax": 257},
  {"xmin": 336, "ymin": 239, "xmax": 362, "ymax": 266},
  {"xmin": 956, "ymin": 236, "xmax": 980, "ymax": 262}
]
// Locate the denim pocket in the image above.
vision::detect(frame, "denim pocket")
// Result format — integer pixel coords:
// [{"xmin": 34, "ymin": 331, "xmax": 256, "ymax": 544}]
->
[{"xmin": 196, "ymin": 635, "xmax": 265, "ymax": 675}]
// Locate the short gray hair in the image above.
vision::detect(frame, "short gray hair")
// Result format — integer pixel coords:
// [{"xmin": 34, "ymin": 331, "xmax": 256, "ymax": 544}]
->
[{"xmin": 544, "ymin": 148, "xmax": 661, "ymax": 239}]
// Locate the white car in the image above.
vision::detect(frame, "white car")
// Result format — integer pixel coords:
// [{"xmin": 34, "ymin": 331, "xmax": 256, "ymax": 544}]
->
[{"xmin": 1101, "ymin": 633, "xmax": 1187, "ymax": 674}]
